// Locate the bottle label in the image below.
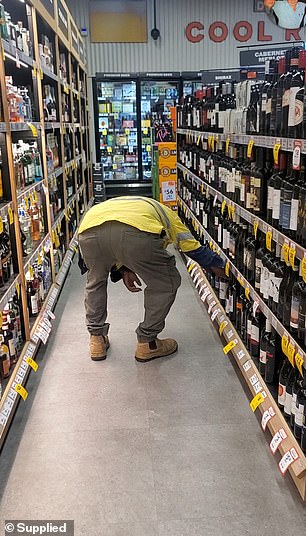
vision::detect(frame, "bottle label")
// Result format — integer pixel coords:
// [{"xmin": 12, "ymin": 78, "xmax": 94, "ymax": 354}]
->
[
  {"xmin": 266, "ymin": 98, "xmax": 272, "ymax": 114},
  {"xmin": 289, "ymin": 198, "xmax": 299, "ymax": 231},
  {"xmin": 247, "ymin": 319, "xmax": 252, "ymax": 337},
  {"xmin": 290, "ymin": 294, "xmax": 299, "ymax": 330},
  {"xmin": 282, "ymin": 89, "xmax": 290, "ymax": 108},
  {"xmin": 267, "ymin": 185, "xmax": 273, "ymax": 211},
  {"xmin": 255, "ymin": 258, "xmax": 262, "ymax": 290},
  {"xmin": 291, "ymin": 393, "xmax": 298, "ymax": 416},
  {"xmin": 288, "ymin": 86, "xmax": 303, "ymax": 127},
  {"xmin": 262, "ymin": 266, "xmax": 270, "ymax": 300},
  {"xmin": 278, "ymin": 382, "xmax": 286, "ymax": 406},
  {"xmin": 295, "ymin": 403, "xmax": 305, "ymax": 427},
  {"xmin": 272, "ymin": 189, "xmax": 281, "ymax": 220},
  {"xmin": 31, "ymin": 294, "xmax": 39, "ymax": 314},
  {"xmin": 272, "ymin": 276, "xmax": 282, "ymax": 304},
  {"xmin": 251, "ymin": 324, "xmax": 260, "ymax": 343},
  {"xmin": 218, "ymin": 224, "xmax": 222, "ymax": 244},
  {"xmin": 219, "ymin": 281, "xmax": 228, "ymax": 301},
  {"xmin": 260, "ymin": 349, "xmax": 267, "ymax": 364},
  {"xmin": 284, "ymin": 392, "xmax": 292, "ymax": 416},
  {"xmin": 281, "ymin": 200, "xmax": 291, "ymax": 230},
  {"xmin": 8, "ymin": 338, "xmax": 15, "ymax": 358}
]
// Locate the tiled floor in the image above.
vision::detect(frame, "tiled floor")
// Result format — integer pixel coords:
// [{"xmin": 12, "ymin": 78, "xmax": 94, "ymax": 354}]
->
[{"xmin": 0, "ymin": 252, "xmax": 305, "ymax": 535}]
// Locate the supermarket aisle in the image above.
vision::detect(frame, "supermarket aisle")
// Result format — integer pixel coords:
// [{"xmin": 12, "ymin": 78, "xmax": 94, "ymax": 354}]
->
[{"xmin": 0, "ymin": 252, "xmax": 305, "ymax": 536}]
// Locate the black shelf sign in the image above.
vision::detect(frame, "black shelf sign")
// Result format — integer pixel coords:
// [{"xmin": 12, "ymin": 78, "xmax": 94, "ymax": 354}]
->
[
  {"xmin": 58, "ymin": 0, "xmax": 69, "ymax": 40},
  {"xmin": 240, "ymin": 46, "xmax": 292, "ymax": 68},
  {"xmin": 201, "ymin": 70, "xmax": 241, "ymax": 85},
  {"xmin": 79, "ymin": 39, "xmax": 85, "ymax": 63},
  {"xmin": 40, "ymin": 0, "xmax": 55, "ymax": 17}
]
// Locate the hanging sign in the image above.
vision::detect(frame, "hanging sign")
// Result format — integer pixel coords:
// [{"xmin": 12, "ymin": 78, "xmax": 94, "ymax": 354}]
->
[
  {"xmin": 58, "ymin": 0, "xmax": 69, "ymax": 40},
  {"xmin": 292, "ymin": 140, "xmax": 302, "ymax": 171}
]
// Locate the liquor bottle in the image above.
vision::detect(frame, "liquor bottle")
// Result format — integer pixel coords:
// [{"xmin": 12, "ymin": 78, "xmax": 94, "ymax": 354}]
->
[
  {"xmin": 26, "ymin": 271, "xmax": 39, "ymax": 318},
  {"xmin": 250, "ymin": 309, "xmax": 264, "ymax": 364},
  {"xmin": 270, "ymin": 56, "xmax": 286, "ymax": 137},
  {"xmin": 1, "ymin": 320, "xmax": 16, "ymax": 368},
  {"xmin": 278, "ymin": 359, "xmax": 292, "ymax": 411},
  {"xmin": 9, "ymin": 297, "xmax": 22, "ymax": 350},
  {"xmin": 294, "ymin": 374, "xmax": 306, "ymax": 440},
  {"xmin": 282, "ymin": 258, "xmax": 299, "ymax": 329},
  {"xmin": 0, "ymin": 335, "xmax": 10, "ymax": 379},
  {"xmin": 29, "ymin": 202, "xmax": 40, "ymax": 242},
  {"xmin": 259, "ymin": 318, "xmax": 271, "ymax": 377},
  {"xmin": 280, "ymin": 48, "xmax": 302, "ymax": 138},
  {"xmin": 271, "ymin": 244, "xmax": 285, "ymax": 316},
  {"xmin": 301, "ymin": 424, "xmax": 306, "ymax": 452},
  {"xmin": 290, "ymin": 264, "xmax": 305, "ymax": 342},
  {"xmin": 291, "ymin": 373, "xmax": 303, "ymax": 429},
  {"xmin": 284, "ymin": 366, "xmax": 298, "ymax": 421},
  {"xmin": 288, "ymin": 50, "xmax": 306, "ymax": 139}
]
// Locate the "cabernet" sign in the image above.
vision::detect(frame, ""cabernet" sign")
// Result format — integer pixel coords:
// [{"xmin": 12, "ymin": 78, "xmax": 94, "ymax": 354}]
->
[{"xmin": 185, "ymin": 20, "xmax": 303, "ymax": 43}]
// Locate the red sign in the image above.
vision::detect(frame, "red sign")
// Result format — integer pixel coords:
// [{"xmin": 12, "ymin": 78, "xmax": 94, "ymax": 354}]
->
[{"xmin": 185, "ymin": 20, "xmax": 301, "ymax": 44}]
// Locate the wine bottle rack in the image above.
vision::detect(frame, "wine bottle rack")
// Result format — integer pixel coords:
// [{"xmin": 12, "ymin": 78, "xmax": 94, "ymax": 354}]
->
[
  {"xmin": 183, "ymin": 254, "xmax": 306, "ymax": 501},
  {"xmin": 179, "ymin": 197, "xmax": 306, "ymax": 375},
  {"xmin": 177, "ymin": 163, "xmax": 306, "ymax": 263},
  {"xmin": 177, "ymin": 128, "xmax": 306, "ymax": 154},
  {"xmin": 0, "ymin": 0, "xmax": 92, "ymax": 447}
]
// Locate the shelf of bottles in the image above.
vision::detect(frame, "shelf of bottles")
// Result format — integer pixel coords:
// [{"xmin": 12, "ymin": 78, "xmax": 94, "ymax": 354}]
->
[
  {"xmin": 0, "ymin": 0, "xmax": 92, "ymax": 445},
  {"xmin": 183, "ymin": 255, "xmax": 306, "ymax": 500}
]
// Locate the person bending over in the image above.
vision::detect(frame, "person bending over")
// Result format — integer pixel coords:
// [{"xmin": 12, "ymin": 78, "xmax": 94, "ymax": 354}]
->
[{"xmin": 78, "ymin": 196, "xmax": 225, "ymax": 363}]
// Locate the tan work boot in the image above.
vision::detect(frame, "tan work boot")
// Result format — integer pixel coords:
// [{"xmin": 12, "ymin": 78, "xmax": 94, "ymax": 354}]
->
[
  {"xmin": 135, "ymin": 338, "xmax": 178, "ymax": 362},
  {"xmin": 90, "ymin": 335, "xmax": 110, "ymax": 361}
]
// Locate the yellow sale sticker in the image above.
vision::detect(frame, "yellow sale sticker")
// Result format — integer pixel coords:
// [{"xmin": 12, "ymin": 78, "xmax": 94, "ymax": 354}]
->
[
  {"xmin": 287, "ymin": 343, "xmax": 296, "ymax": 367},
  {"xmin": 8, "ymin": 207, "xmax": 14, "ymax": 225},
  {"xmin": 221, "ymin": 200, "xmax": 227, "ymax": 215},
  {"xmin": 273, "ymin": 143, "xmax": 281, "ymax": 165},
  {"xmin": 245, "ymin": 287, "xmax": 250, "ymax": 301},
  {"xmin": 34, "ymin": 190, "xmax": 38, "ymax": 202},
  {"xmin": 225, "ymin": 262, "xmax": 230, "ymax": 277},
  {"xmin": 219, "ymin": 320, "xmax": 228, "ymax": 336},
  {"xmin": 15, "ymin": 384, "xmax": 28, "ymax": 401},
  {"xmin": 250, "ymin": 392, "xmax": 265, "ymax": 412},
  {"xmin": 16, "ymin": 282, "xmax": 20, "ymax": 298},
  {"xmin": 247, "ymin": 139, "xmax": 254, "ymax": 158},
  {"xmin": 223, "ymin": 339, "xmax": 238, "ymax": 355},
  {"xmin": 289, "ymin": 246, "xmax": 296, "ymax": 269},
  {"xmin": 197, "ymin": 134, "xmax": 201, "ymax": 146},
  {"xmin": 302, "ymin": 257, "xmax": 306, "ymax": 284},
  {"xmin": 0, "ymin": 217, "xmax": 3, "ymax": 235},
  {"xmin": 281, "ymin": 335, "xmax": 289, "ymax": 357},
  {"xmin": 253, "ymin": 220, "xmax": 258, "ymax": 239},
  {"xmin": 266, "ymin": 230, "xmax": 272, "ymax": 252},
  {"xmin": 295, "ymin": 353, "xmax": 305, "ymax": 376},
  {"xmin": 29, "ymin": 265, "xmax": 34, "ymax": 278},
  {"xmin": 282, "ymin": 242, "xmax": 289, "ymax": 265},
  {"xmin": 27, "ymin": 122, "xmax": 38, "ymax": 137},
  {"xmin": 26, "ymin": 357, "xmax": 38, "ymax": 372},
  {"xmin": 226, "ymin": 136, "xmax": 230, "ymax": 155}
]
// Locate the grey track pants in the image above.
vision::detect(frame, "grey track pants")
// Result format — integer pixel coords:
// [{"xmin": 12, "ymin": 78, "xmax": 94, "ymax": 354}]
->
[{"xmin": 78, "ymin": 221, "xmax": 181, "ymax": 342}]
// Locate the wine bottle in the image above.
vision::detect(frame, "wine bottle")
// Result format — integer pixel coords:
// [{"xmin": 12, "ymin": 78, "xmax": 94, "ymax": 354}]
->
[
  {"xmin": 294, "ymin": 375, "xmax": 306, "ymax": 440},
  {"xmin": 259, "ymin": 318, "xmax": 271, "ymax": 377},
  {"xmin": 284, "ymin": 366, "xmax": 298, "ymax": 421},
  {"xmin": 278, "ymin": 359, "xmax": 292, "ymax": 411}
]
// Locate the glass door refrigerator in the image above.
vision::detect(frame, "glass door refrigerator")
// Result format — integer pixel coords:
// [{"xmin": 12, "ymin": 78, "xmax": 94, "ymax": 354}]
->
[
  {"xmin": 94, "ymin": 75, "xmax": 143, "ymax": 196},
  {"xmin": 181, "ymin": 72, "xmax": 203, "ymax": 98},
  {"xmin": 139, "ymin": 75, "xmax": 181, "ymax": 181}
]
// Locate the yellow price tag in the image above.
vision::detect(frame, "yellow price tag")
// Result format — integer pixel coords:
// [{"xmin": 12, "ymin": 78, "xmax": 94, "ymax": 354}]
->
[
  {"xmin": 64, "ymin": 85, "xmax": 69, "ymax": 95},
  {"xmin": 247, "ymin": 139, "xmax": 254, "ymax": 158},
  {"xmin": 102, "ymin": 129, "xmax": 107, "ymax": 135},
  {"xmin": 221, "ymin": 200, "xmax": 227, "ymax": 215},
  {"xmin": 113, "ymin": 164, "xmax": 118, "ymax": 170},
  {"xmin": 16, "ymin": 283, "xmax": 20, "ymax": 299},
  {"xmin": 37, "ymin": 252, "xmax": 42, "ymax": 265},
  {"xmin": 223, "ymin": 339, "xmax": 238, "ymax": 355},
  {"xmin": 125, "ymin": 128, "xmax": 130, "ymax": 135},
  {"xmin": 237, "ymin": 277, "xmax": 245, "ymax": 288},
  {"xmin": 146, "ymin": 145, "xmax": 151, "ymax": 153},
  {"xmin": 302, "ymin": 257, "xmax": 306, "ymax": 283},
  {"xmin": 29, "ymin": 265, "xmax": 34, "ymax": 278},
  {"xmin": 15, "ymin": 384, "xmax": 28, "ymax": 401},
  {"xmin": 295, "ymin": 353, "xmax": 305, "ymax": 376},
  {"xmin": 250, "ymin": 392, "xmax": 265, "ymax": 412},
  {"xmin": 0, "ymin": 216, "xmax": 3, "ymax": 235},
  {"xmin": 27, "ymin": 122, "xmax": 38, "ymax": 137},
  {"xmin": 266, "ymin": 230, "xmax": 272, "ymax": 252},
  {"xmin": 26, "ymin": 357, "xmax": 38, "ymax": 372},
  {"xmin": 29, "ymin": 193, "xmax": 34, "ymax": 205},
  {"xmin": 282, "ymin": 335, "xmax": 289, "ymax": 357},
  {"xmin": 52, "ymin": 229, "xmax": 56, "ymax": 244},
  {"xmin": 225, "ymin": 262, "xmax": 230, "ymax": 277},
  {"xmin": 273, "ymin": 143, "xmax": 281, "ymax": 165},
  {"xmin": 57, "ymin": 223, "xmax": 61, "ymax": 234},
  {"xmin": 197, "ymin": 134, "xmax": 201, "ymax": 146},
  {"xmin": 55, "ymin": 231, "xmax": 60, "ymax": 249},
  {"xmin": 107, "ymin": 147, "xmax": 112, "ymax": 153},
  {"xmin": 212, "ymin": 244, "xmax": 217, "ymax": 252},
  {"xmin": 143, "ymin": 128, "xmax": 148, "ymax": 135},
  {"xmin": 289, "ymin": 246, "xmax": 296, "ymax": 269},
  {"xmin": 219, "ymin": 320, "xmax": 228, "ymax": 336},
  {"xmin": 39, "ymin": 67, "xmax": 43, "ymax": 80},
  {"xmin": 226, "ymin": 136, "xmax": 230, "ymax": 155},
  {"xmin": 287, "ymin": 343, "xmax": 296, "ymax": 367},
  {"xmin": 188, "ymin": 263, "xmax": 195, "ymax": 273},
  {"xmin": 245, "ymin": 287, "xmax": 250, "ymax": 301},
  {"xmin": 8, "ymin": 207, "xmax": 14, "ymax": 225},
  {"xmin": 32, "ymin": 65, "xmax": 37, "ymax": 78},
  {"xmin": 34, "ymin": 190, "xmax": 38, "ymax": 202},
  {"xmin": 282, "ymin": 242, "xmax": 289, "ymax": 265},
  {"xmin": 2, "ymin": 344, "xmax": 8, "ymax": 354},
  {"xmin": 253, "ymin": 221, "xmax": 259, "ymax": 239},
  {"xmin": 24, "ymin": 197, "xmax": 29, "ymax": 211}
]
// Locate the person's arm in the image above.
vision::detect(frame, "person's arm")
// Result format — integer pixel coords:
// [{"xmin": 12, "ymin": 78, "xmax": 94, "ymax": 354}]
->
[{"xmin": 187, "ymin": 246, "xmax": 226, "ymax": 278}]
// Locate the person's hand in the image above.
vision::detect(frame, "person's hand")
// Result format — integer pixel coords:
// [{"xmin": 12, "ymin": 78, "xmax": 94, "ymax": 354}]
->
[
  {"xmin": 122, "ymin": 271, "xmax": 142, "ymax": 292},
  {"xmin": 264, "ymin": 0, "xmax": 275, "ymax": 9},
  {"xmin": 211, "ymin": 265, "xmax": 227, "ymax": 278}
]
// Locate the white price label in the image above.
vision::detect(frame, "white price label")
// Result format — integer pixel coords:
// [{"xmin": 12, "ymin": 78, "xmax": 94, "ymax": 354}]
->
[
  {"xmin": 243, "ymin": 361, "xmax": 252, "ymax": 372},
  {"xmin": 8, "ymin": 388, "xmax": 17, "ymax": 401},
  {"xmin": 270, "ymin": 428, "xmax": 287, "ymax": 455},
  {"xmin": 237, "ymin": 350, "xmax": 245, "ymax": 360},
  {"xmin": 211, "ymin": 308, "xmax": 220, "ymax": 322},
  {"xmin": 161, "ymin": 181, "xmax": 176, "ymax": 203},
  {"xmin": 227, "ymin": 329, "xmax": 234, "ymax": 339},
  {"xmin": 208, "ymin": 300, "xmax": 216, "ymax": 315},
  {"xmin": 279, "ymin": 448, "xmax": 299, "ymax": 475},
  {"xmin": 196, "ymin": 278, "xmax": 204, "ymax": 289},
  {"xmin": 0, "ymin": 413, "xmax": 8, "ymax": 426},
  {"xmin": 201, "ymin": 291, "xmax": 211, "ymax": 303},
  {"xmin": 253, "ymin": 381, "xmax": 263, "ymax": 394},
  {"xmin": 191, "ymin": 267, "xmax": 197, "ymax": 278},
  {"xmin": 199, "ymin": 285, "xmax": 207, "ymax": 295},
  {"xmin": 261, "ymin": 406, "xmax": 276, "ymax": 431},
  {"xmin": 250, "ymin": 374, "xmax": 259, "ymax": 386},
  {"xmin": 193, "ymin": 272, "xmax": 201, "ymax": 284}
]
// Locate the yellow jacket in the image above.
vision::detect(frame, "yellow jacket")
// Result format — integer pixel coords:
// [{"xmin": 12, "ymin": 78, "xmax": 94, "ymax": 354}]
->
[{"xmin": 79, "ymin": 196, "xmax": 200, "ymax": 253}]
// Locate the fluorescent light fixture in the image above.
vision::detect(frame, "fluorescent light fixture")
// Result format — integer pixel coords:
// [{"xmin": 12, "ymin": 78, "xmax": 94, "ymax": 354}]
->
[{"xmin": 4, "ymin": 52, "xmax": 29, "ymax": 68}]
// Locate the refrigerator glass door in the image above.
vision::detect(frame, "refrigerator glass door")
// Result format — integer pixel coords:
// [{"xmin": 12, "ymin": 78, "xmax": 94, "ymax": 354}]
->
[
  {"xmin": 140, "ymin": 80, "xmax": 179, "ymax": 180},
  {"xmin": 97, "ymin": 80, "xmax": 138, "ymax": 182},
  {"xmin": 183, "ymin": 81, "xmax": 203, "ymax": 97}
]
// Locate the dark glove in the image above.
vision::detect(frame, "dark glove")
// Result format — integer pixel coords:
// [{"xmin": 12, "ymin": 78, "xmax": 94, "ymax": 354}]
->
[
  {"xmin": 110, "ymin": 265, "xmax": 130, "ymax": 283},
  {"xmin": 78, "ymin": 250, "xmax": 88, "ymax": 275}
]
